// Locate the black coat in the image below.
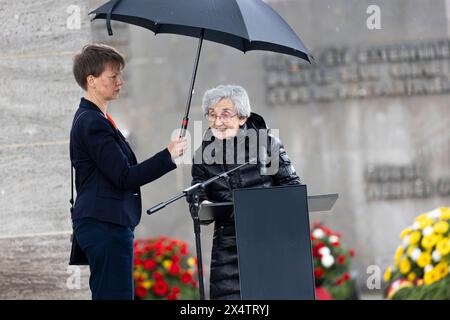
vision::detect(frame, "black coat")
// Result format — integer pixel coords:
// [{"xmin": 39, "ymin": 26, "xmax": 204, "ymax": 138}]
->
[
  {"xmin": 189, "ymin": 112, "xmax": 302, "ymax": 299},
  {"xmin": 70, "ymin": 98, "xmax": 176, "ymax": 227}
]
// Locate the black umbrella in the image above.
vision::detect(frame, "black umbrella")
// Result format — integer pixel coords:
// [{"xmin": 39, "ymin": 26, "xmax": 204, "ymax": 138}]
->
[{"xmin": 90, "ymin": 0, "xmax": 312, "ymax": 137}]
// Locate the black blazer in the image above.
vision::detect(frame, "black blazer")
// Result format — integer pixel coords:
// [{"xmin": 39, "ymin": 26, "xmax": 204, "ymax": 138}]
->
[{"xmin": 70, "ymin": 98, "xmax": 176, "ymax": 227}]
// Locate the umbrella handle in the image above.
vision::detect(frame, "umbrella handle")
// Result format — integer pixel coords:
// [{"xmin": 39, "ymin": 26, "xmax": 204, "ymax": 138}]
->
[
  {"xmin": 179, "ymin": 29, "xmax": 204, "ymax": 138},
  {"xmin": 179, "ymin": 117, "xmax": 189, "ymax": 138}
]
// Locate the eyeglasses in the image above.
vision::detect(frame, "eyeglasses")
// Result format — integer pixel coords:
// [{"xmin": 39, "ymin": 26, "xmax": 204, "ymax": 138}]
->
[{"xmin": 205, "ymin": 111, "xmax": 238, "ymax": 123}]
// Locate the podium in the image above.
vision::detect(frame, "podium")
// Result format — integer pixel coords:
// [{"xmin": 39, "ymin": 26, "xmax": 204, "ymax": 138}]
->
[{"xmin": 198, "ymin": 185, "xmax": 338, "ymax": 300}]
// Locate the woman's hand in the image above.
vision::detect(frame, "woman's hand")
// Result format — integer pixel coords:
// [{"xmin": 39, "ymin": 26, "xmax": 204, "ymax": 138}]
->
[{"xmin": 167, "ymin": 137, "xmax": 188, "ymax": 161}]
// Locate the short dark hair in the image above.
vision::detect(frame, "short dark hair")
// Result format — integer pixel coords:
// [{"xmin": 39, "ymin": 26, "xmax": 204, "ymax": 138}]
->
[{"xmin": 73, "ymin": 44, "xmax": 125, "ymax": 90}]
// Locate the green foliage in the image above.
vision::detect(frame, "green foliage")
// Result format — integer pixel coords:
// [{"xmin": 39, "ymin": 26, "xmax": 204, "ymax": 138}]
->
[{"xmin": 391, "ymin": 275, "xmax": 450, "ymax": 300}]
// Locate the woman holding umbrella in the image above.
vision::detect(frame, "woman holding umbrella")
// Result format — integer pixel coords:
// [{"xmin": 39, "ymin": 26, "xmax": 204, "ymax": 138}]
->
[
  {"xmin": 70, "ymin": 43, "xmax": 187, "ymax": 300},
  {"xmin": 187, "ymin": 84, "xmax": 302, "ymax": 300}
]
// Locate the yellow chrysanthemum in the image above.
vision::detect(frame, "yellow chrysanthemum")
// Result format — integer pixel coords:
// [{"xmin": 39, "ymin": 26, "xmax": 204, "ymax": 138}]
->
[
  {"xmin": 409, "ymin": 231, "xmax": 422, "ymax": 245},
  {"xmin": 433, "ymin": 221, "xmax": 449, "ymax": 234},
  {"xmin": 407, "ymin": 272, "xmax": 417, "ymax": 282},
  {"xmin": 435, "ymin": 261, "xmax": 449, "ymax": 278},
  {"xmin": 407, "ymin": 246, "xmax": 417, "ymax": 257},
  {"xmin": 400, "ymin": 228, "xmax": 412, "ymax": 239},
  {"xmin": 384, "ymin": 266, "xmax": 392, "ymax": 282},
  {"xmin": 436, "ymin": 238, "xmax": 450, "ymax": 256},
  {"xmin": 162, "ymin": 259, "xmax": 172, "ymax": 269},
  {"xmin": 415, "ymin": 213, "xmax": 428, "ymax": 222},
  {"xmin": 424, "ymin": 269, "xmax": 439, "ymax": 285},
  {"xmin": 395, "ymin": 246, "xmax": 404, "ymax": 262},
  {"xmin": 440, "ymin": 207, "xmax": 450, "ymax": 220},
  {"xmin": 419, "ymin": 218, "xmax": 434, "ymax": 229},
  {"xmin": 399, "ymin": 257, "xmax": 411, "ymax": 274},
  {"xmin": 142, "ymin": 280, "xmax": 154, "ymax": 289},
  {"xmin": 187, "ymin": 257, "xmax": 196, "ymax": 267},
  {"xmin": 417, "ymin": 252, "xmax": 432, "ymax": 268},
  {"xmin": 421, "ymin": 235, "xmax": 438, "ymax": 250}
]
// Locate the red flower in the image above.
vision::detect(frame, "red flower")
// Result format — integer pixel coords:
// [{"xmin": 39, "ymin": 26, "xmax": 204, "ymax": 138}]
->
[
  {"xmin": 152, "ymin": 280, "xmax": 169, "ymax": 296},
  {"xmin": 180, "ymin": 244, "xmax": 188, "ymax": 256},
  {"xmin": 169, "ymin": 263, "xmax": 181, "ymax": 276},
  {"xmin": 167, "ymin": 293, "xmax": 178, "ymax": 300},
  {"xmin": 349, "ymin": 249, "xmax": 356, "ymax": 257},
  {"xmin": 135, "ymin": 286, "xmax": 148, "ymax": 298},
  {"xmin": 135, "ymin": 249, "xmax": 144, "ymax": 257},
  {"xmin": 133, "ymin": 236, "xmax": 200, "ymax": 300},
  {"xmin": 154, "ymin": 242, "xmax": 163, "ymax": 251},
  {"xmin": 336, "ymin": 278, "xmax": 344, "ymax": 286},
  {"xmin": 312, "ymin": 242, "xmax": 326, "ymax": 258},
  {"xmin": 343, "ymin": 272, "xmax": 350, "ymax": 281},
  {"xmin": 314, "ymin": 267, "xmax": 324, "ymax": 279},
  {"xmin": 143, "ymin": 259, "xmax": 157, "ymax": 270},
  {"xmin": 180, "ymin": 272, "xmax": 193, "ymax": 284},
  {"xmin": 321, "ymin": 226, "xmax": 333, "ymax": 236},
  {"xmin": 315, "ymin": 287, "xmax": 333, "ymax": 300},
  {"xmin": 312, "ymin": 222, "xmax": 321, "ymax": 229},
  {"xmin": 172, "ymin": 287, "xmax": 181, "ymax": 294},
  {"xmin": 337, "ymin": 254, "xmax": 346, "ymax": 265},
  {"xmin": 153, "ymin": 271, "xmax": 164, "ymax": 281}
]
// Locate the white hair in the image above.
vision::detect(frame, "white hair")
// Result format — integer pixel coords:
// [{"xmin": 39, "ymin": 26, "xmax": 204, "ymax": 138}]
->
[{"xmin": 201, "ymin": 85, "xmax": 251, "ymax": 117}]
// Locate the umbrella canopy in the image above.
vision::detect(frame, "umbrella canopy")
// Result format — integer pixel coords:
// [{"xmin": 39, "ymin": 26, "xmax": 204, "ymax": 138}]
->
[
  {"xmin": 90, "ymin": 0, "xmax": 311, "ymax": 61},
  {"xmin": 90, "ymin": 0, "xmax": 312, "ymax": 138}
]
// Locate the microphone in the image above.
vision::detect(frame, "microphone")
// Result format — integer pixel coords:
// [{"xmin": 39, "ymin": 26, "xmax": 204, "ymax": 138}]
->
[
  {"xmin": 147, "ymin": 202, "xmax": 166, "ymax": 215},
  {"xmin": 146, "ymin": 162, "xmax": 251, "ymax": 215}
]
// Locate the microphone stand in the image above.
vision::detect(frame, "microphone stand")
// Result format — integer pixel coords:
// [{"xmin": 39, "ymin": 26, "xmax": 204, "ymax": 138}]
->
[{"xmin": 147, "ymin": 161, "xmax": 250, "ymax": 300}]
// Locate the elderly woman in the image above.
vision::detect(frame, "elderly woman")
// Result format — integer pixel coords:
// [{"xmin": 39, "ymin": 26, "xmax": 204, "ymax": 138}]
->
[
  {"xmin": 188, "ymin": 84, "xmax": 302, "ymax": 300},
  {"xmin": 70, "ymin": 44, "xmax": 186, "ymax": 300}
]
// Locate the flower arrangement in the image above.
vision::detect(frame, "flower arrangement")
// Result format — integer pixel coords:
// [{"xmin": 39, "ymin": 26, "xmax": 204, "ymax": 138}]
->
[
  {"xmin": 311, "ymin": 222, "xmax": 357, "ymax": 300},
  {"xmin": 383, "ymin": 207, "xmax": 450, "ymax": 300},
  {"xmin": 133, "ymin": 236, "xmax": 199, "ymax": 300}
]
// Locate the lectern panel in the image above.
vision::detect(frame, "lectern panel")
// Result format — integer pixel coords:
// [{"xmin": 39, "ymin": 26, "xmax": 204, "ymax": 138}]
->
[{"xmin": 233, "ymin": 184, "xmax": 315, "ymax": 300}]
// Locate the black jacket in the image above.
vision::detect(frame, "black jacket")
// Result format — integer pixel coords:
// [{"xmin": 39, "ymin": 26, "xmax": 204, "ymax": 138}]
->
[
  {"xmin": 70, "ymin": 98, "xmax": 176, "ymax": 227},
  {"xmin": 189, "ymin": 112, "xmax": 301, "ymax": 299}
]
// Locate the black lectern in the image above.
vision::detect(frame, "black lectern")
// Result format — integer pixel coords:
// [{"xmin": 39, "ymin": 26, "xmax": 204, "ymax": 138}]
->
[{"xmin": 198, "ymin": 185, "xmax": 338, "ymax": 300}]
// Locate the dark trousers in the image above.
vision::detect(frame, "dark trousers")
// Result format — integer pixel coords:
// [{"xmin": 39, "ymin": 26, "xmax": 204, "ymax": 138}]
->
[{"xmin": 73, "ymin": 218, "xmax": 134, "ymax": 300}]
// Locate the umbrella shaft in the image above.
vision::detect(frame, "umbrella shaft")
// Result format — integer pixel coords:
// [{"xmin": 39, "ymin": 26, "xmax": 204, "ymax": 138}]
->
[{"xmin": 180, "ymin": 29, "xmax": 204, "ymax": 137}]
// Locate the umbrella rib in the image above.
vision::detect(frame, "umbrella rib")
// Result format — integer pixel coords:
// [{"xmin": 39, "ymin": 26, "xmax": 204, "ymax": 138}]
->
[
  {"xmin": 233, "ymin": 0, "xmax": 250, "ymax": 51},
  {"xmin": 242, "ymin": 38, "xmax": 247, "ymax": 53},
  {"xmin": 106, "ymin": 0, "xmax": 122, "ymax": 36}
]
